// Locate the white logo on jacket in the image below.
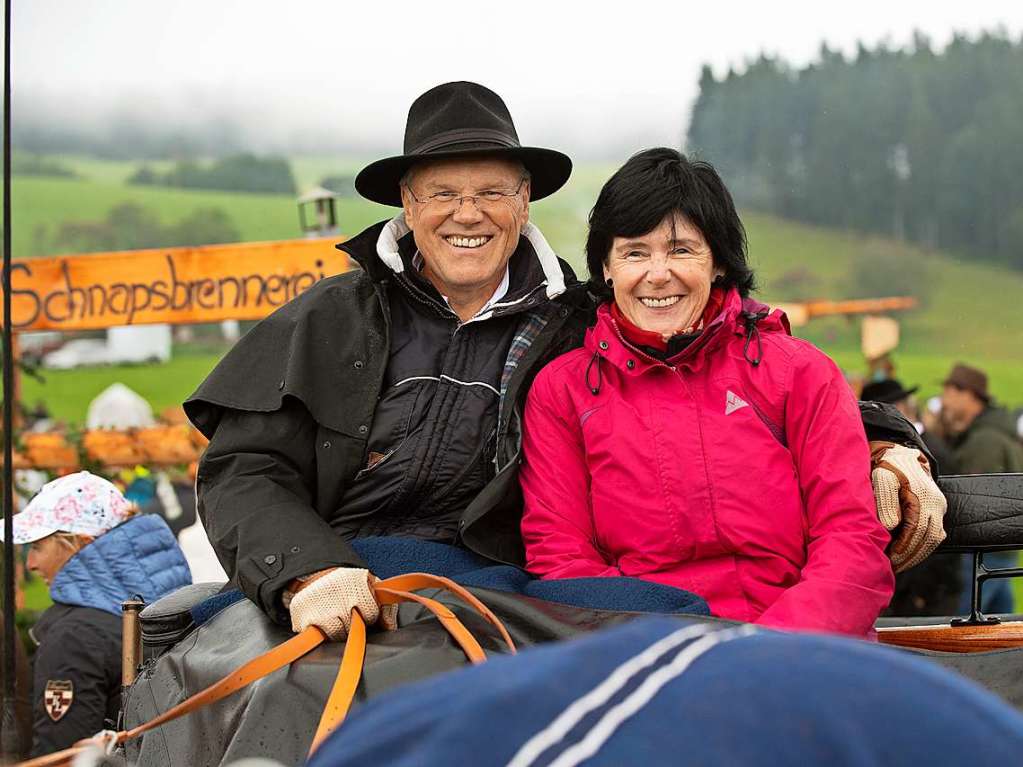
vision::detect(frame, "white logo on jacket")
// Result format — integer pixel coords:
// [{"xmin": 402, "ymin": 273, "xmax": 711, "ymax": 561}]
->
[{"xmin": 725, "ymin": 390, "xmax": 749, "ymax": 416}]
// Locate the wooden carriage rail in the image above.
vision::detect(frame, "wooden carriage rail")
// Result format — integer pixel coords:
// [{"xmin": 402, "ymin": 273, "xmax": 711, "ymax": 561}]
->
[
  {"xmin": 877, "ymin": 621, "xmax": 1023, "ymax": 653},
  {"xmin": 4, "ymin": 425, "xmax": 207, "ymax": 470},
  {"xmin": 16, "ymin": 573, "xmax": 517, "ymax": 767}
]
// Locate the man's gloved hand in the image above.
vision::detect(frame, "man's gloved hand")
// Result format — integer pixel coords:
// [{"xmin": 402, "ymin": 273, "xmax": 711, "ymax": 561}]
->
[
  {"xmin": 288, "ymin": 567, "xmax": 381, "ymax": 641},
  {"xmin": 870, "ymin": 441, "xmax": 948, "ymax": 573}
]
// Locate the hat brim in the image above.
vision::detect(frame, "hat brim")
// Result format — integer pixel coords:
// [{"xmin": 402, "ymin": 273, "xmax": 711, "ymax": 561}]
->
[
  {"xmin": 355, "ymin": 146, "xmax": 573, "ymax": 207},
  {"xmin": 0, "ymin": 519, "xmax": 58, "ymax": 545},
  {"xmin": 892, "ymin": 385, "xmax": 919, "ymax": 401}
]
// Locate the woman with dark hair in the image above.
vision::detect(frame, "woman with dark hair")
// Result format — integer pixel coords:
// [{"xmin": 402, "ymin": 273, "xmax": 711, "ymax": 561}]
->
[{"xmin": 519, "ymin": 148, "xmax": 894, "ymax": 637}]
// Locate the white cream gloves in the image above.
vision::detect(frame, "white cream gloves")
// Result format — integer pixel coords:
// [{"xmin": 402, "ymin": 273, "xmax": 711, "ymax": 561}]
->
[
  {"xmin": 288, "ymin": 567, "xmax": 381, "ymax": 641},
  {"xmin": 870, "ymin": 441, "xmax": 948, "ymax": 573}
]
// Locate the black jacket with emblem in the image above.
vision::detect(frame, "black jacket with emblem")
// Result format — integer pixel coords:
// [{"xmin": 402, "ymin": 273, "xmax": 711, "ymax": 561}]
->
[
  {"xmin": 186, "ymin": 218, "xmax": 594, "ymax": 625},
  {"xmin": 28, "ymin": 515, "xmax": 190, "ymax": 756},
  {"xmin": 29, "ymin": 605, "xmax": 122, "ymax": 757}
]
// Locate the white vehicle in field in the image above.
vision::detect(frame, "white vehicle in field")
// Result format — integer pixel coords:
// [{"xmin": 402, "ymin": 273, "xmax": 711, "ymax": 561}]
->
[{"xmin": 42, "ymin": 325, "xmax": 172, "ymax": 369}]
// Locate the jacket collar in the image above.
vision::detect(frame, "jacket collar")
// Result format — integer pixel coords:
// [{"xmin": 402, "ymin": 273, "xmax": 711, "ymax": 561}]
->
[
  {"xmin": 586, "ymin": 288, "xmax": 791, "ymax": 375},
  {"xmin": 337, "ymin": 216, "xmax": 569, "ymax": 305},
  {"xmin": 49, "ymin": 514, "xmax": 191, "ymax": 616},
  {"xmin": 374, "ymin": 215, "xmax": 567, "ymax": 299}
]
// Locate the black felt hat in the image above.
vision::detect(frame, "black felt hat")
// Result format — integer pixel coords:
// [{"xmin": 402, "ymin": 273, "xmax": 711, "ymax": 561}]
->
[
  {"xmin": 860, "ymin": 378, "xmax": 919, "ymax": 404},
  {"xmin": 355, "ymin": 81, "xmax": 572, "ymax": 207}
]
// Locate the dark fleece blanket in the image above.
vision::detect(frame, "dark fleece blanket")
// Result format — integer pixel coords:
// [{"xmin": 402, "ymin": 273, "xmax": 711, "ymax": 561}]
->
[
  {"xmin": 352, "ymin": 537, "xmax": 710, "ymax": 615},
  {"xmin": 192, "ymin": 536, "xmax": 709, "ymax": 626}
]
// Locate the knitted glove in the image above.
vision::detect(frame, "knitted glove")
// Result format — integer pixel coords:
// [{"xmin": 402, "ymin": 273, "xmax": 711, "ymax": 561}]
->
[
  {"xmin": 288, "ymin": 567, "xmax": 381, "ymax": 641},
  {"xmin": 870, "ymin": 441, "xmax": 948, "ymax": 573}
]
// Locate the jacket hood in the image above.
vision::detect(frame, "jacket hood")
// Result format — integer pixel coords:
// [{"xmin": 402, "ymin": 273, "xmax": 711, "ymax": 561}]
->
[
  {"xmin": 338, "ymin": 215, "xmax": 569, "ymax": 301},
  {"xmin": 587, "ymin": 288, "xmax": 790, "ymax": 375},
  {"xmin": 50, "ymin": 514, "xmax": 192, "ymax": 616}
]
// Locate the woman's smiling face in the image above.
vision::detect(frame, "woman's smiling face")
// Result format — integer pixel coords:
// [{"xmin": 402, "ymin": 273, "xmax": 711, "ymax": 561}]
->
[{"xmin": 604, "ymin": 212, "xmax": 721, "ymax": 339}]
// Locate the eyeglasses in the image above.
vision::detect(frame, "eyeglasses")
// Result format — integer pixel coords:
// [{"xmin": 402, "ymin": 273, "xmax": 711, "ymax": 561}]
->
[{"xmin": 404, "ymin": 177, "xmax": 528, "ymax": 214}]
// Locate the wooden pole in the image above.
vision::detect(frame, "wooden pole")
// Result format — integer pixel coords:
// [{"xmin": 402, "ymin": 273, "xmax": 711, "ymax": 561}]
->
[
  {"xmin": 2, "ymin": 0, "xmax": 23, "ymax": 757},
  {"xmin": 121, "ymin": 598, "xmax": 145, "ymax": 705}
]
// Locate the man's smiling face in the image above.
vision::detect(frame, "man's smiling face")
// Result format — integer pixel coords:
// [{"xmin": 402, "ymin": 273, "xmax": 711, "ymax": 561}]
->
[{"xmin": 401, "ymin": 157, "xmax": 530, "ymax": 317}]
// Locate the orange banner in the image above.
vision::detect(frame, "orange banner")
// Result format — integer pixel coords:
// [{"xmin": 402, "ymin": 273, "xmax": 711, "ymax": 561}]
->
[{"xmin": 4, "ymin": 237, "xmax": 351, "ymax": 331}]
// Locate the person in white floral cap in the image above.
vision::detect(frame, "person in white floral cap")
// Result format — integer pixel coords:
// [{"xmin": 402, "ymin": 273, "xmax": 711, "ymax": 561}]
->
[{"xmin": 2, "ymin": 471, "xmax": 191, "ymax": 757}]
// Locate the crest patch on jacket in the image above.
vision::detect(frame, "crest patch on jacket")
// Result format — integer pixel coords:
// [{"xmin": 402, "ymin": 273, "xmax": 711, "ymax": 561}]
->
[{"xmin": 44, "ymin": 679, "xmax": 74, "ymax": 721}]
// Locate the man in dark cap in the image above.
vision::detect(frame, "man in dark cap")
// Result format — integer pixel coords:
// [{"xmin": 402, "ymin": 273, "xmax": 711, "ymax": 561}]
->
[
  {"xmin": 941, "ymin": 363, "xmax": 1023, "ymax": 614},
  {"xmin": 862, "ymin": 378, "xmax": 957, "ymax": 475},
  {"xmin": 185, "ymin": 82, "xmax": 945, "ymax": 640},
  {"xmin": 862, "ymin": 378, "xmax": 961, "ymax": 616}
]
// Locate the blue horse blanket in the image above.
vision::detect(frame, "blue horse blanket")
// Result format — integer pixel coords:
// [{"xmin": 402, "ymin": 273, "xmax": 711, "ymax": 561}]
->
[{"xmin": 309, "ymin": 616, "xmax": 1023, "ymax": 767}]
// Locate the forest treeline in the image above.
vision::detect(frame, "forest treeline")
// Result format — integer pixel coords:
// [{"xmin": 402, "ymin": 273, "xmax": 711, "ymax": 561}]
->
[
  {"xmin": 686, "ymin": 31, "xmax": 1023, "ymax": 270},
  {"xmin": 129, "ymin": 154, "xmax": 296, "ymax": 195}
]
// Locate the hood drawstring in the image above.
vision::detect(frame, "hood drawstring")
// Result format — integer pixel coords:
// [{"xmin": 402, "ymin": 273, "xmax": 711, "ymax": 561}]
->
[
  {"xmin": 741, "ymin": 310, "xmax": 769, "ymax": 367},
  {"xmin": 585, "ymin": 349, "xmax": 603, "ymax": 395}
]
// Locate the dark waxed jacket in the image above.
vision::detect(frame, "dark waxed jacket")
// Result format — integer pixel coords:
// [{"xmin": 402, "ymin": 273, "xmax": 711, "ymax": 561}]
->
[
  {"xmin": 186, "ymin": 218, "xmax": 594, "ymax": 624},
  {"xmin": 950, "ymin": 405, "xmax": 1023, "ymax": 475}
]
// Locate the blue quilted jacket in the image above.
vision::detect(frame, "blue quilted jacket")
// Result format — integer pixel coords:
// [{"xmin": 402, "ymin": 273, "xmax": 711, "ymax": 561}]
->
[{"xmin": 50, "ymin": 514, "xmax": 192, "ymax": 615}]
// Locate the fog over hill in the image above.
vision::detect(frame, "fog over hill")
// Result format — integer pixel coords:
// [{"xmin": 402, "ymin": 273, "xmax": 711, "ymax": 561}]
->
[{"xmin": 11, "ymin": 1, "xmax": 1023, "ymax": 160}]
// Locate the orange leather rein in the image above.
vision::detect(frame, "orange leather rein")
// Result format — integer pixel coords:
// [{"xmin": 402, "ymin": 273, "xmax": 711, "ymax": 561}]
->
[{"xmin": 18, "ymin": 573, "xmax": 516, "ymax": 767}]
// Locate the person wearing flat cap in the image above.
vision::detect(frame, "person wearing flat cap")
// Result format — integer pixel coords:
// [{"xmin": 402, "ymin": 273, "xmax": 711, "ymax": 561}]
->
[
  {"xmin": 185, "ymin": 81, "xmax": 945, "ymax": 641},
  {"xmin": 940, "ymin": 363, "xmax": 1023, "ymax": 614},
  {"xmin": 2, "ymin": 471, "xmax": 190, "ymax": 757},
  {"xmin": 861, "ymin": 377, "xmax": 958, "ymax": 475}
]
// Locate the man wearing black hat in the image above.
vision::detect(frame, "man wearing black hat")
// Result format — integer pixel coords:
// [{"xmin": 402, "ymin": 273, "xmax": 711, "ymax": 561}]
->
[
  {"xmin": 861, "ymin": 378, "xmax": 957, "ymax": 475},
  {"xmin": 185, "ymin": 82, "xmax": 591, "ymax": 638},
  {"xmin": 861, "ymin": 378, "xmax": 962, "ymax": 616},
  {"xmin": 184, "ymin": 82, "xmax": 946, "ymax": 639}
]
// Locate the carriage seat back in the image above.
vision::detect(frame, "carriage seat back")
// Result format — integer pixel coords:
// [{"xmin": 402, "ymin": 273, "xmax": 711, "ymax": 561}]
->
[
  {"xmin": 938, "ymin": 473, "xmax": 1023, "ymax": 553},
  {"xmin": 139, "ymin": 581, "xmax": 228, "ymax": 653}
]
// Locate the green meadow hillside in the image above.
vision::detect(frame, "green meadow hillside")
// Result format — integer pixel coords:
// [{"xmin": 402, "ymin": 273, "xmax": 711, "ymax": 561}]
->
[{"xmin": 12, "ymin": 156, "xmax": 1023, "ymax": 421}]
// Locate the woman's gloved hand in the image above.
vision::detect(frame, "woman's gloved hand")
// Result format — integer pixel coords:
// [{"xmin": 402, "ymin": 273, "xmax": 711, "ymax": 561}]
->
[
  {"xmin": 287, "ymin": 567, "xmax": 382, "ymax": 641},
  {"xmin": 869, "ymin": 441, "xmax": 948, "ymax": 573}
]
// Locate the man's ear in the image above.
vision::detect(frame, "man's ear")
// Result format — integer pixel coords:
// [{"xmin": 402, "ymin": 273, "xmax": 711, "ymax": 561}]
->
[
  {"xmin": 400, "ymin": 186, "xmax": 414, "ymax": 229},
  {"xmin": 520, "ymin": 179, "xmax": 531, "ymax": 229}
]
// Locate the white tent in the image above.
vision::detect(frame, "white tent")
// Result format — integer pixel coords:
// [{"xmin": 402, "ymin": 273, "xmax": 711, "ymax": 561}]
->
[{"xmin": 86, "ymin": 383, "xmax": 156, "ymax": 430}]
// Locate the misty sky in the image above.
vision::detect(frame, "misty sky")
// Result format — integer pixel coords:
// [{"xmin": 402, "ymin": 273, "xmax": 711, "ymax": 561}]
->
[{"xmin": 13, "ymin": 1, "xmax": 1023, "ymax": 158}]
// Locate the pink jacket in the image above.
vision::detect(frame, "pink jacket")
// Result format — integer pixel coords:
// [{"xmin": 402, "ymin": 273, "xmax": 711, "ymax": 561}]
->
[{"xmin": 520, "ymin": 291, "xmax": 894, "ymax": 637}]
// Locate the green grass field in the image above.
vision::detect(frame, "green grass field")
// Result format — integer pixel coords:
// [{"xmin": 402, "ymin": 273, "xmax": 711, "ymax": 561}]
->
[{"xmin": 20, "ymin": 349, "xmax": 224, "ymax": 423}]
